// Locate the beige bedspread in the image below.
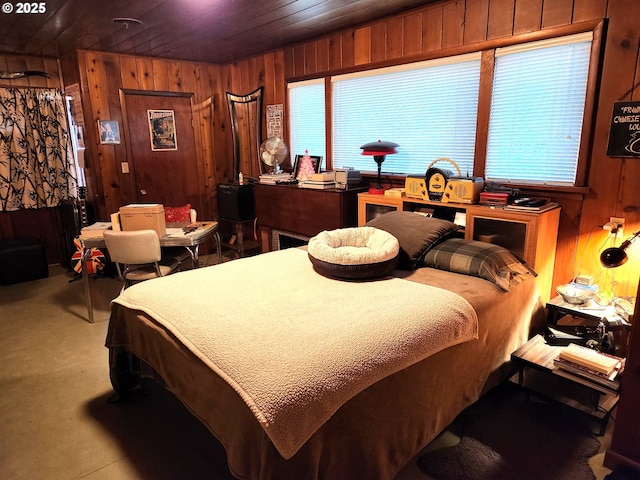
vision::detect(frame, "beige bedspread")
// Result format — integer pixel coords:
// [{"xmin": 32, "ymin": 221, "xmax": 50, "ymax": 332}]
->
[{"xmin": 112, "ymin": 248, "xmax": 478, "ymax": 458}]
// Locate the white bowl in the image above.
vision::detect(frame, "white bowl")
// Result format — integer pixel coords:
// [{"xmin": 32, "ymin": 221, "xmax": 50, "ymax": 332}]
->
[{"xmin": 557, "ymin": 284, "xmax": 596, "ymax": 305}]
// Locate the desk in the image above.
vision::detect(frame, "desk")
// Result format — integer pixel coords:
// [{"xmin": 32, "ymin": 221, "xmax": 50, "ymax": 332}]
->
[{"xmin": 79, "ymin": 222, "xmax": 221, "ymax": 324}]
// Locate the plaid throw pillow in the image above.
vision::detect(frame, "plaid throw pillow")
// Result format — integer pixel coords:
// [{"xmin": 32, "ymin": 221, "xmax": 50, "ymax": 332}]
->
[{"xmin": 423, "ymin": 238, "xmax": 536, "ymax": 291}]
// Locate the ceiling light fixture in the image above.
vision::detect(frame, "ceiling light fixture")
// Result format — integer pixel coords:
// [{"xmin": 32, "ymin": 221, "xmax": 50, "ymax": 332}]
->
[{"xmin": 112, "ymin": 17, "xmax": 143, "ymax": 29}]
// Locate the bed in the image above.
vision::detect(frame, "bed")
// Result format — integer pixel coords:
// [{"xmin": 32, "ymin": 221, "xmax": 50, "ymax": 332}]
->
[{"xmin": 106, "ymin": 212, "xmax": 546, "ymax": 480}]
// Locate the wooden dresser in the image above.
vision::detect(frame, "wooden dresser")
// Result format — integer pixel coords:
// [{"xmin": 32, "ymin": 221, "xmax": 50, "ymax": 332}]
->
[{"xmin": 254, "ymin": 184, "xmax": 366, "ymax": 251}]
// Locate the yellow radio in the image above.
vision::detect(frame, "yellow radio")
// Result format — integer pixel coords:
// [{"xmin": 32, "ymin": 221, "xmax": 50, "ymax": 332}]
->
[{"xmin": 405, "ymin": 175, "xmax": 428, "ymax": 200}]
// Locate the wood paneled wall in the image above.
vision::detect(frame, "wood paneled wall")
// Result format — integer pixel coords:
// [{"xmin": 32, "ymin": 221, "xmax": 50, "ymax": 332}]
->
[
  {"xmin": 72, "ymin": 49, "xmax": 286, "ymax": 221},
  {"xmin": 72, "ymin": 52, "xmax": 222, "ymax": 221},
  {"xmin": 0, "ymin": 53, "xmax": 61, "ymax": 88},
  {"xmin": 2, "ymin": 0, "xmax": 638, "ymax": 299}
]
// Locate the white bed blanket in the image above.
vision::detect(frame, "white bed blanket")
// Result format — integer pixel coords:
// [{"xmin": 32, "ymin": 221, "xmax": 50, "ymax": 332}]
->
[{"xmin": 112, "ymin": 248, "xmax": 478, "ymax": 458}]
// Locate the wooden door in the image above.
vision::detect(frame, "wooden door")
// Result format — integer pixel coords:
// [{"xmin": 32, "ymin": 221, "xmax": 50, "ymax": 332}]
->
[{"xmin": 122, "ymin": 92, "xmax": 202, "ymax": 213}]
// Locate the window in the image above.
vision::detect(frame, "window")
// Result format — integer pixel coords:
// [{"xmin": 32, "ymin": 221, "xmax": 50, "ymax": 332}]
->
[
  {"xmin": 287, "ymin": 31, "xmax": 595, "ymax": 187},
  {"xmin": 486, "ymin": 33, "xmax": 592, "ymax": 185},
  {"xmin": 288, "ymin": 79, "xmax": 326, "ymax": 160},
  {"xmin": 332, "ymin": 53, "xmax": 481, "ymax": 175}
]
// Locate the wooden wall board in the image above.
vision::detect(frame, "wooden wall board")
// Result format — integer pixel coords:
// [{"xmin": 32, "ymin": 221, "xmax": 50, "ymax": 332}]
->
[
  {"xmin": 328, "ymin": 32, "xmax": 343, "ymax": 72},
  {"xmin": 463, "ymin": 0, "xmax": 489, "ymax": 45},
  {"xmin": 403, "ymin": 12, "xmax": 424, "ymax": 57},
  {"xmin": 487, "ymin": 0, "xmax": 515, "ymax": 40},
  {"xmin": 386, "ymin": 17, "xmax": 404, "ymax": 59},
  {"xmin": 354, "ymin": 27, "xmax": 372, "ymax": 65},
  {"xmin": 442, "ymin": 0, "xmax": 465, "ymax": 49},
  {"xmin": 341, "ymin": 30, "xmax": 356, "ymax": 69},
  {"xmin": 371, "ymin": 23, "xmax": 387, "ymax": 63},
  {"xmin": 541, "ymin": 0, "xmax": 575, "ymax": 29},
  {"xmin": 422, "ymin": 3, "xmax": 444, "ymax": 52},
  {"xmin": 572, "ymin": 0, "xmax": 607, "ymax": 23},
  {"xmin": 514, "ymin": 0, "xmax": 543, "ymax": 34}
]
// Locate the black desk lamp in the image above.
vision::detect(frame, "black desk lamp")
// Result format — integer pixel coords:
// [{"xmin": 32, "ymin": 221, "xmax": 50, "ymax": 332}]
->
[
  {"xmin": 360, "ymin": 140, "xmax": 398, "ymax": 195},
  {"xmin": 600, "ymin": 230, "xmax": 640, "ymax": 268}
]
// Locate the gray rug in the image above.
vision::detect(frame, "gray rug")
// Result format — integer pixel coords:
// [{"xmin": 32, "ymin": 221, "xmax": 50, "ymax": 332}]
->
[{"xmin": 418, "ymin": 383, "xmax": 600, "ymax": 480}]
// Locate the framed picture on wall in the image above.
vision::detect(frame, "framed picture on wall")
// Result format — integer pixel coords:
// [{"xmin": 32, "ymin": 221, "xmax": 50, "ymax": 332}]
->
[
  {"xmin": 148, "ymin": 109, "xmax": 178, "ymax": 151},
  {"xmin": 293, "ymin": 154, "xmax": 323, "ymax": 181},
  {"xmin": 98, "ymin": 120, "xmax": 120, "ymax": 144}
]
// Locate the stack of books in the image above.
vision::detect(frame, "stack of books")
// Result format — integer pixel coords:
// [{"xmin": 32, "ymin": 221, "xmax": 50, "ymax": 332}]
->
[
  {"xmin": 504, "ymin": 201, "xmax": 560, "ymax": 212},
  {"xmin": 553, "ymin": 343, "xmax": 624, "ymax": 391},
  {"xmin": 79, "ymin": 222, "xmax": 112, "ymax": 238},
  {"xmin": 259, "ymin": 173, "xmax": 293, "ymax": 184},
  {"xmin": 299, "ymin": 171, "xmax": 336, "ymax": 190}
]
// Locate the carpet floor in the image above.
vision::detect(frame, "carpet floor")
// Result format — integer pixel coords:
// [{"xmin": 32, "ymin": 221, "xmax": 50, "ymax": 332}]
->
[{"xmin": 417, "ymin": 382, "xmax": 602, "ymax": 480}]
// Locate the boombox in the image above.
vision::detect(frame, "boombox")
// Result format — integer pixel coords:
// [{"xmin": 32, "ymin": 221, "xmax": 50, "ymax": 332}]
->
[
  {"xmin": 405, "ymin": 158, "xmax": 484, "ymax": 203},
  {"xmin": 426, "ymin": 158, "xmax": 459, "ymax": 201}
]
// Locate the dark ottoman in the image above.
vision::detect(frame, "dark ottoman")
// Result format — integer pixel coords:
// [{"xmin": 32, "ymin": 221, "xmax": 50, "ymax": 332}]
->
[{"xmin": 0, "ymin": 238, "xmax": 49, "ymax": 285}]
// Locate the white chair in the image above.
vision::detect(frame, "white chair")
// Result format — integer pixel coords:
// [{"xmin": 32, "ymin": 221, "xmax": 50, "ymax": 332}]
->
[{"xmin": 104, "ymin": 229, "xmax": 179, "ymax": 289}]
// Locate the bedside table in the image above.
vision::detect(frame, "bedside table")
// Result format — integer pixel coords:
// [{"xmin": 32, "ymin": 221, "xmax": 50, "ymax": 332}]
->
[
  {"xmin": 545, "ymin": 295, "xmax": 631, "ymax": 357},
  {"xmin": 511, "ymin": 334, "xmax": 619, "ymax": 435}
]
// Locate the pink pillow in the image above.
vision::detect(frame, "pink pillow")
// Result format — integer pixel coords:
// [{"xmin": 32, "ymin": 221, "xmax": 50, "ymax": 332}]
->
[{"xmin": 164, "ymin": 204, "xmax": 191, "ymax": 223}]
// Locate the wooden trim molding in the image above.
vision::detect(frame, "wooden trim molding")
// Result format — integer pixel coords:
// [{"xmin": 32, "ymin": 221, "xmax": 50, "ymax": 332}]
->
[{"xmin": 286, "ymin": 20, "xmax": 602, "ymax": 83}]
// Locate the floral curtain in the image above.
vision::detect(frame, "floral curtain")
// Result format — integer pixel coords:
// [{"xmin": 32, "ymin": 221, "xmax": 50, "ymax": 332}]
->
[{"xmin": 0, "ymin": 87, "xmax": 77, "ymax": 211}]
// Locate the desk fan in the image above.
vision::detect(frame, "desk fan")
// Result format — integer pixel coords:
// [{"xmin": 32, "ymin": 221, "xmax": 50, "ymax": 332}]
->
[{"xmin": 260, "ymin": 136, "xmax": 289, "ymax": 174}]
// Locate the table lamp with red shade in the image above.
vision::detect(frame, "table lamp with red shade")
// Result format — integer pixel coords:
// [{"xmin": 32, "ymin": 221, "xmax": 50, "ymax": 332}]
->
[{"xmin": 360, "ymin": 140, "xmax": 399, "ymax": 195}]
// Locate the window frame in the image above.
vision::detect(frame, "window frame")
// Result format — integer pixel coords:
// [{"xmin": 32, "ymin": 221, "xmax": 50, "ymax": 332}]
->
[{"xmin": 285, "ymin": 21, "xmax": 604, "ymax": 191}]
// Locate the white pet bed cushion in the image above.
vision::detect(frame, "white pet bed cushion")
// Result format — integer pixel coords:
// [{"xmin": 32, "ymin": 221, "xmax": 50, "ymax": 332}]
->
[{"xmin": 307, "ymin": 227, "xmax": 400, "ymax": 280}]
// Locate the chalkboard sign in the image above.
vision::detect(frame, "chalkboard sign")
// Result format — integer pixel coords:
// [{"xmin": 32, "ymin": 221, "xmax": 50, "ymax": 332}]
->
[{"xmin": 607, "ymin": 101, "xmax": 640, "ymax": 157}]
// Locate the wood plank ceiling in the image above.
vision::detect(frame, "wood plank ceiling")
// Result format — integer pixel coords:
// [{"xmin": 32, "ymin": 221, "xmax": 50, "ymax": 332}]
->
[{"xmin": 0, "ymin": 0, "xmax": 442, "ymax": 64}]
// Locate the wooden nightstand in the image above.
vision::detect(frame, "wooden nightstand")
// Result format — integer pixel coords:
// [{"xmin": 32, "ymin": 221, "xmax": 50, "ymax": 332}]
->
[
  {"xmin": 545, "ymin": 295, "xmax": 631, "ymax": 357},
  {"xmin": 511, "ymin": 334, "xmax": 619, "ymax": 435}
]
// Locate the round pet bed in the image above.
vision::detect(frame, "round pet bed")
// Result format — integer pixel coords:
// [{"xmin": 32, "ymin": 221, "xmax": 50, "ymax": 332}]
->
[{"xmin": 307, "ymin": 226, "xmax": 399, "ymax": 280}]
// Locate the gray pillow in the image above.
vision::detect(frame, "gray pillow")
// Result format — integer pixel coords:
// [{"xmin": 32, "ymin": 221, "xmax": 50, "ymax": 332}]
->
[{"xmin": 366, "ymin": 211, "xmax": 459, "ymax": 270}]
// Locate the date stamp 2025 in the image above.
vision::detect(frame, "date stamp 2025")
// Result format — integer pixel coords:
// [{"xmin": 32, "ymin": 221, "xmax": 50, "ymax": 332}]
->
[{"xmin": 2, "ymin": 2, "xmax": 47, "ymax": 14}]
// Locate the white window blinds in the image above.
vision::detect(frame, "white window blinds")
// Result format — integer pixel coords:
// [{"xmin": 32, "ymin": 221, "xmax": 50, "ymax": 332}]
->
[
  {"xmin": 486, "ymin": 33, "xmax": 592, "ymax": 185},
  {"xmin": 288, "ymin": 79, "xmax": 326, "ymax": 161},
  {"xmin": 331, "ymin": 53, "xmax": 481, "ymax": 175}
]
